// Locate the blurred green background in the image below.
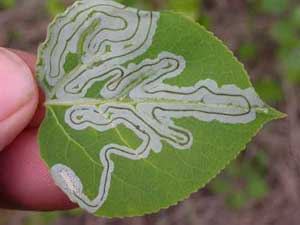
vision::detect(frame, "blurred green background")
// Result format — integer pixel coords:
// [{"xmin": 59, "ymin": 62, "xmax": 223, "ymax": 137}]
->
[{"xmin": 0, "ymin": 0, "xmax": 299, "ymax": 224}]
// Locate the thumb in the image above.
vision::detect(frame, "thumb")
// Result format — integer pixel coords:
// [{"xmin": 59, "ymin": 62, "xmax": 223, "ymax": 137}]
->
[{"xmin": 0, "ymin": 48, "xmax": 39, "ymax": 151}]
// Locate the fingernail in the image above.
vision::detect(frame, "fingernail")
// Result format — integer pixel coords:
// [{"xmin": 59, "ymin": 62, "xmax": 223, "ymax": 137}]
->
[{"xmin": 0, "ymin": 48, "xmax": 35, "ymax": 121}]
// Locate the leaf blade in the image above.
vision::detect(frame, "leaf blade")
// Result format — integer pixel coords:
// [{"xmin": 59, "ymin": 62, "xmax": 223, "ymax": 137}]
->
[{"xmin": 37, "ymin": 0, "xmax": 284, "ymax": 217}]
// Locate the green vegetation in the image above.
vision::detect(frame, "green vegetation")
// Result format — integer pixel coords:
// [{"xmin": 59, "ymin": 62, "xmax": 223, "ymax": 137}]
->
[
  {"xmin": 238, "ymin": 42, "xmax": 258, "ymax": 62},
  {"xmin": 255, "ymin": 79, "xmax": 283, "ymax": 103},
  {"xmin": 45, "ymin": 0, "xmax": 69, "ymax": 17},
  {"xmin": 1, "ymin": 0, "xmax": 297, "ymax": 222},
  {"xmin": 267, "ymin": 1, "xmax": 300, "ymax": 83},
  {"xmin": 23, "ymin": 209, "xmax": 83, "ymax": 225},
  {"xmin": 210, "ymin": 151, "xmax": 269, "ymax": 210},
  {"xmin": 0, "ymin": 0, "xmax": 16, "ymax": 9},
  {"xmin": 259, "ymin": 0, "xmax": 289, "ymax": 14}
]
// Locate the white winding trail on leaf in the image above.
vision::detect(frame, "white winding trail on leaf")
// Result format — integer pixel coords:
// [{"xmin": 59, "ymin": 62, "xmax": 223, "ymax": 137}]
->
[{"xmin": 37, "ymin": 0, "xmax": 267, "ymax": 213}]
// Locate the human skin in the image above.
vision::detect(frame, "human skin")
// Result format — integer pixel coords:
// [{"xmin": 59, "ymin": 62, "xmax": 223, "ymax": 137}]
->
[{"xmin": 0, "ymin": 47, "xmax": 77, "ymax": 211}]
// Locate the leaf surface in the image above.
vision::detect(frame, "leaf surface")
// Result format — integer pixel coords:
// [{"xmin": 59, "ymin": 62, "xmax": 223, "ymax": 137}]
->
[{"xmin": 37, "ymin": 0, "xmax": 283, "ymax": 217}]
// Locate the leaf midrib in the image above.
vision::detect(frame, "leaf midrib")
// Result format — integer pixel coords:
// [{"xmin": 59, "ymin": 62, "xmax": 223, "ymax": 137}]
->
[{"xmin": 45, "ymin": 98, "xmax": 269, "ymax": 114}]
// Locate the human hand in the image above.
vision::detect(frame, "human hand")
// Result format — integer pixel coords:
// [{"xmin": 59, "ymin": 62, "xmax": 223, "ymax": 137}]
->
[{"xmin": 0, "ymin": 47, "xmax": 76, "ymax": 211}]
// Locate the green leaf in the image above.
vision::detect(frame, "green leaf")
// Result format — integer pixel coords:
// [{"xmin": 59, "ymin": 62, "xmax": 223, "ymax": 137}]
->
[
  {"xmin": 0, "ymin": 0, "xmax": 16, "ymax": 9},
  {"xmin": 37, "ymin": 0, "xmax": 284, "ymax": 217},
  {"xmin": 238, "ymin": 42, "xmax": 258, "ymax": 61},
  {"xmin": 259, "ymin": 0, "xmax": 289, "ymax": 14},
  {"xmin": 291, "ymin": 6, "xmax": 300, "ymax": 28},
  {"xmin": 279, "ymin": 44, "xmax": 300, "ymax": 84},
  {"xmin": 246, "ymin": 174, "xmax": 268, "ymax": 199},
  {"xmin": 209, "ymin": 176, "xmax": 232, "ymax": 194},
  {"xmin": 270, "ymin": 21, "xmax": 298, "ymax": 47},
  {"xmin": 226, "ymin": 191, "xmax": 247, "ymax": 210},
  {"xmin": 46, "ymin": 0, "xmax": 67, "ymax": 17},
  {"xmin": 167, "ymin": 0, "xmax": 199, "ymax": 19},
  {"xmin": 209, "ymin": 151, "xmax": 269, "ymax": 210},
  {"xmin": 254, "ymin": 79, "xmax": 283, "ymax": 103}
]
